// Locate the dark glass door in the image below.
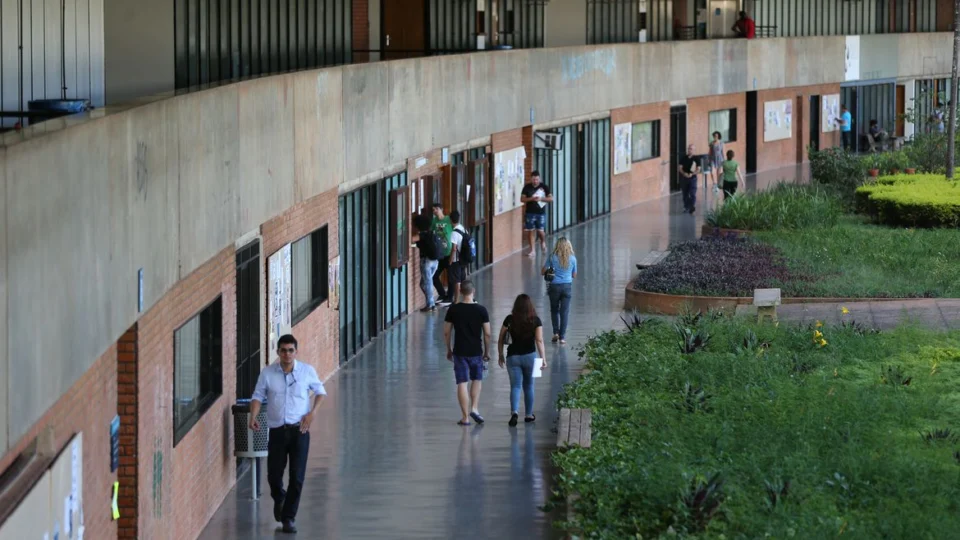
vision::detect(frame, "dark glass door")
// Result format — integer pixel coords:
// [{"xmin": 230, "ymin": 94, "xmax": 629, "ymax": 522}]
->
[
  {"xmin": 536, "ymin": 124, "xmax": 580, "ymax": 235},
  {"xmin": 235, "ymin": 240, "xmax": 260, "ymax": 399},
  {"xmin": 810, "ymin": 95, "xmax": 821, "ymax": 152},
  {"xmin": 670, "ymin": 105, "xmax": 688, "ymax": 191},
  {"xmin": 745, "ymin": 91, "xmax": 757, "ymax": 173},
  {"xmin": 580, "ymin": 118, "xmax": 612, "ymax": 222}
]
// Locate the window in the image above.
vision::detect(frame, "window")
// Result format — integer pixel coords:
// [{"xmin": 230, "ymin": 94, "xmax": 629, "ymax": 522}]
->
[
  {"xmin": 390, "ymin": 187, "xmax": 410, "ymax": 269},
  {"xmin": 709, "ymin": 109, "xmax": 738, "ymax": 142},
  {"xmin": 631, "ymin": 120, "xmax": 661, "ymax": 162},
  {"xmin": 466, "ymin": 159, "xmax": 488, "ymax": 227},
  {"xmin": 174, "ymin": 297, "xmax": 223, "ymax": 445},
  {"xmin": 291, "ymin": 226, "xmax": 330, "ymax": 325}
]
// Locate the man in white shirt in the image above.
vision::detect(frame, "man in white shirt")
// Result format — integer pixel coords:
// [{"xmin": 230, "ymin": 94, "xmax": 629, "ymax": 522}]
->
[
  {"xmin": 249, "ymin": 334, "xmax": 326, "ymax": 534},
  {"xmin": 448, "ymin": 210, "xmax": 467, "ymax": 304}
]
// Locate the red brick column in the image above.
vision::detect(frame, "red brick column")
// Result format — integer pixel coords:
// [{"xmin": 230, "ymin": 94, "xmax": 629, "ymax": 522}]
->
[{"xmin": 117, "ymin": 324, "xmax": 139, "ymax": 539}]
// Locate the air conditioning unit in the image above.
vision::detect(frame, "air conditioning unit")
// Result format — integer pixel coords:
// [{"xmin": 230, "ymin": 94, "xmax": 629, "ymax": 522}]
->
[{"xmin": 534, "ymin": 130, "xmax": 564, "ymax": 151}]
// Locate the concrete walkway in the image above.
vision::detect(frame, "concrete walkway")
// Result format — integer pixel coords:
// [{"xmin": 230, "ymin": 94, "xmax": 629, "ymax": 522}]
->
[{"xmin": 198, "ymin": 166, "xmax": 808, "ymax": 539}]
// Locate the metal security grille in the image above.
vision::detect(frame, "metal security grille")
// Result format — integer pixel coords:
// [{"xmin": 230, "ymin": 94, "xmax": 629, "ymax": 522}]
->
[
  {"xmin": 582, "ymin": 118, "xmax": 611, "ymax": 221},
  {"xmin": 174, "ymin": 0, "xmax": 352, "ymax": 90},
  {"xmin": 235, "ymin": 240, "xmax": 260, "ymax": 400},
  {"xmin": 537, "ymin": 124, "xmax": 581, "ymax": 235},
  {"xmin": 753, "ymin": 0, "xmax": 937, "ymax": 37},
  {"xmin": 586, "ymin": 0, "xmax": 672, "ymax": 43},
  {"xmin": 428, "ymin": 0, "xmax": 480, "ymax": 53},
  {"xmin": 841, "ymin": 81, "xmax": 897, "ymax": 153},
  {"xmin": 913, "ymin": 79, "xmax": 951, "ymax": 135},
  {"xmin": 489, "ymin": 0, "xmax": 546, "ymax": 49}
]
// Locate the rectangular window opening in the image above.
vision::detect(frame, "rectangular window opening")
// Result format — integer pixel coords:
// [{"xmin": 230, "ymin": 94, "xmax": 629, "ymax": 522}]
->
[
  {"xmin": 631, "ymin": 120, "xmax": 661, "ymax": 162},
  {"xmin": 291, "ymin": 225, "xmax": 330, "ymax": 326},
  {"xmin": 173, "ymin": 296, "xmax": 224, "ymax": 445}
]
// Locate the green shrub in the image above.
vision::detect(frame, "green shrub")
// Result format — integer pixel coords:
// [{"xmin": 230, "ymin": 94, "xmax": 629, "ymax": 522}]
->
[
  {"xmin": 855, "ymin": 174, "xmax": 960, "ymax": 228},
  {"xmin": 554, "ymin": 320, "xmax": 960, "ymax": 538},
  {"xmin": 809, "ymin": 146, "xmax": 867, "ymax": 190},
  {"xmin": 705, "ymin": 183, "xmax": 842, "ymax": 231},
  {"xmin": 904, "ymin": 133, "xmax": 950, "ymax": 174}
]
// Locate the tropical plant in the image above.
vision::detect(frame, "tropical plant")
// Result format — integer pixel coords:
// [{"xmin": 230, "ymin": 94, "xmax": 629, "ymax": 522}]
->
[{"xmin": 706, "ymin": 184, "xmax": 842, "ymax": 231}]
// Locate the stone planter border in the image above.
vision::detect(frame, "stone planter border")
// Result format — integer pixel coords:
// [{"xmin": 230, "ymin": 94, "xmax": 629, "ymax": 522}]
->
[
  {"xmin": 626, "ymin": 285, "xmax": 912, "ymax": 315},
  {"xmin": 700, "ymin": 225, "xmax": 753, "ymax": 239}
]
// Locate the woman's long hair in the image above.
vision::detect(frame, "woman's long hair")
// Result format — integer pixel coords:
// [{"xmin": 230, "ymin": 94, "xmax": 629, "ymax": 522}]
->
[
  {"xmin": 552, "ymin": 237, "xmax": 575, "ymax": 269},
  {"xmin": 510, "ymin": 294, "xmax": 538, "ymax": 341}
]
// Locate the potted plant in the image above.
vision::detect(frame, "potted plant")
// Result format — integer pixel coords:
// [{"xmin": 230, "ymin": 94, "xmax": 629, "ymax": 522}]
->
[
  {"xmin": 889, "ymin": 150, "xmax": 910, "ymax": 175},
  {"xmin": 903, "ymin": 153, "xmax": 917, "ymax": 174},
  {"xmin": 865, "ymin": 154, "xmax": 881, "ymax": 177}
]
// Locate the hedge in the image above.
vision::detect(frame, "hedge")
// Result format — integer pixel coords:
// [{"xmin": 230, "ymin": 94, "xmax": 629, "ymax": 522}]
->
[{"xmin": 855, "ymin": 174, "xmax": 960, "ymax": 228}]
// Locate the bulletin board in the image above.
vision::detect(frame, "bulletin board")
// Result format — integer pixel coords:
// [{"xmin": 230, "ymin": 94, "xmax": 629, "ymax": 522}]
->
[
  {"xmin": 0, "ymin": 433, "xmax": 84, "ymax": 540},
  {"xmin": 822, "ymin": 94, "xmax": 840, "ymax": 133},
  {"xmin": 763, "ymin": 99, "xmax": 793, "ymax": 142},
  {"xmin": 613, "ymin": 123, "xmax": 632, "ymax": 175},
  {"xmin": 493, "ymin": 146, "xmax": 527, "ymax": 216},
  {"xmin": 267, "ymin": 245, "xmax": 292, "ymax": 364}
]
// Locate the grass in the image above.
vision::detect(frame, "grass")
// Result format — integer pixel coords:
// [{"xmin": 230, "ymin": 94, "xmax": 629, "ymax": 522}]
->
[
  {"xmin": 554, "ymin": 317, "xmax": 960, "ymax": 539},
  {"xmin": 706, "ymin": 184, "xmax": 843, "ymax": 231},
  {"xmin": 754, "ymin": 216, "xmax": 960, "ymax": 298}
]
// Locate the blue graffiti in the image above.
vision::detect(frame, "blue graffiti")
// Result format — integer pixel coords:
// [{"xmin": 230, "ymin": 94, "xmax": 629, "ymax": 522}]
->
[{"xmin": 562, "ymin": 50, "xmax": 617, "ymax": 82}]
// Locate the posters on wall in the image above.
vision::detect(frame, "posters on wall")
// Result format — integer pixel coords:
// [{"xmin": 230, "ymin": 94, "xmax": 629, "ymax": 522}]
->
[
  {"xmin": 493, "ymin": 146, "xmax": 527, "ymax": 216},
  {"xmin": 328, "ymin": 256, "xmax": 340, "ymax": 311},
  {"xmin": 763, "ymin": 99, "xmax": 793, "ymax": 142},
  {"xmin": 613, "ymin": 122, "xmax": 632, "ymax": 175},
  {"xmin": 844, "ymin": 36, "xmax": 860, "ymax": 82},
  {"xmin": 822, "ymin": 94, "xmax": 841, "ymax": 133},
  {"xmin": 267, "ymin": 245, "xmax": 291, "ymax": 364}
]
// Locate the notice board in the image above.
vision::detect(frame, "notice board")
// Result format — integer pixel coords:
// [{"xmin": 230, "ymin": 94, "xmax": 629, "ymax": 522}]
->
[
  {"xmin": 763, "ymin": 99, "xmax": 793, "ymax": 142},
  {"xmin": 822, "ymin": 94, "xmax": 840, "ymax": 133},
  {"xmin": 493, "ymin": 146, "xmax": 527, "ymax": 216}
]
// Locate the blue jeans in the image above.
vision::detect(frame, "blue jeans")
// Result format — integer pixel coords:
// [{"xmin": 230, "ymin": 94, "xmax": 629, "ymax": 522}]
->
[
  {"xmin": 420, "ymin": 258, "xmax": 438, "ymax": 307},
  {"xmin": 507, "ymin": 353, "xmax": 537, "ymax": 415},
  {"xmin": 548, "ymin": 283, "xmax": 573, "ymax": 339}
]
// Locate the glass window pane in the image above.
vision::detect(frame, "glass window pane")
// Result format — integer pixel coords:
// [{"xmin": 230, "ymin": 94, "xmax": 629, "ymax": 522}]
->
[
  {"xmin": 291, "ymin": 234, "xmax": 313, "ymax": 315},
  {"xmin": 709, "ymin": 110, "xmax": 731, "ymax": 142},
  {"xmin": 174, "ymin": 316, "xmax": 201, "ymax": 426},
  {"xmin": 631, "ymin": 121, "xmax": 655, "ymax": 161}
]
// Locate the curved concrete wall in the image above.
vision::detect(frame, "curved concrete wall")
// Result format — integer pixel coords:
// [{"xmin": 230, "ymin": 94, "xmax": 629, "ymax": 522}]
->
[{"xmin": 0, "ymin": 33, "xmax": 952, "ymax": 449}]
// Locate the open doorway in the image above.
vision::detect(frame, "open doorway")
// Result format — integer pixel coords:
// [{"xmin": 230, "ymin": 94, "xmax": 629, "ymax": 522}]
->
[
  {"xmin": 809, "ymin": 95, "xmax": 821, "ymax": 152},
  {"xmin": 745, "ymin": 91, "xmax": 758, "ymax": 174},
  {"xmin": 669, "ymin": 105, "xmax": 687, "ymax": 192}
]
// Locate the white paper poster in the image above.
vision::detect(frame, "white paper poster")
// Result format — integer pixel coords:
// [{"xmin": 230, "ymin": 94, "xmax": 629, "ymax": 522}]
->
[
  {"xmin": 493, "ymin": 146, "xmax": 527, "ymax": 216},
  {"xmin": 613, "ymin": 122, "xmax": 633, "ymax": 175},
  {"xmin": 844, "ymin": 36, "xmax": 860, "ymax": 82},
  {"xmin": 763, "ymin": 100, "xmax": 793, "ymax": 142},
  {"xmin": 267, "ymin": 245, "xmax": 292, "ymax": 364},
  {"xmin": 822, "ymin": 93, "xmax": 840, "ymax": 133}
]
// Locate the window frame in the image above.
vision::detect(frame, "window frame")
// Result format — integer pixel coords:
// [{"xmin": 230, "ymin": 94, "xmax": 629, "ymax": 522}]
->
[
  {"xmin": 630, "ymin": 120, "xmax": 661, "ymax": 163},
  {"xmin": 709, "ymin": 108, "xmax": 738, "ymax": 143},
  {"xmin": 173, "ymin": 296, "xmax": 223, "ymax": 446},
  {"xmin": 291, "ymin": 225, "xmax": 330, "ymax": 326},
  {"xmin": 390, "ymin": 187, "xmax": 410, "ymax": 269}
]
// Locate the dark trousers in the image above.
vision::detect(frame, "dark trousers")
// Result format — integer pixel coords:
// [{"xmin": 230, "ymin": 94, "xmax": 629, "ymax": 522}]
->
[
  {"xmin": 841, "ymin": 131, "xmax": 852, "ymax": 151},
  {"xmin": 548, "ymin": 283, "xmax": 573, "ymax": 339},
  {"xmin": 268, "ymin": 427, "xmax": 310, "ymax": 520},
  {"xmin": 433, "ymin": 256, "xmax": 449, "ymax": 299},
  {"xmin": 681, "ymin": 175, "xmax": 698, "ymax": 212}
]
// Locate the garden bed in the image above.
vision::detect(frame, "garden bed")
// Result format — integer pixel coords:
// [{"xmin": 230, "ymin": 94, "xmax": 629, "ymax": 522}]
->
[{"xmin": 553, "ymin": 317, "xmax": 960, "ymax": 538}]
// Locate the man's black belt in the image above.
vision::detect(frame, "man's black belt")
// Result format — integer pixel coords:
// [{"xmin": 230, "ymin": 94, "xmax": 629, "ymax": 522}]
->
[{"xmin": 270, "ymin": 423, "xmax": 301, "ymax": 430}]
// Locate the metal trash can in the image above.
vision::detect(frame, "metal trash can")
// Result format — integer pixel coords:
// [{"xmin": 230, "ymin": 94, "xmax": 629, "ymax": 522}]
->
[{"xmin": 232, "ymin": 399, "xmax": 269, "ymax": 499}]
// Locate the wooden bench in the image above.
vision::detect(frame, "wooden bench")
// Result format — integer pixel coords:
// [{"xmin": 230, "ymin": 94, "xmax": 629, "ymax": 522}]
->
[
  {"xmin": 636, "ymin": 250, "xmax": 670, "ymax": 270},
  {"xmin": 557, "ymin": 408, "xmax": 592, "ymax": 449},
  {"xmin": 754, "ymin": 288, "xmax": 781, "ymax": 324}
]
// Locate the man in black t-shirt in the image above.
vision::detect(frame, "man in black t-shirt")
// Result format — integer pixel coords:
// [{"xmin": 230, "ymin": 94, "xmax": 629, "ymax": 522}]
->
[
  {"xmin": 520, "ymin": 171, "xmax": 553, "ymax": 257},
  {"xmin": 443, "ymin": 280, "xmax": 492, "ymax": 426},
  {"xmin": 678, "ymin": 144, "xmax": 700, "ymax": 214}
]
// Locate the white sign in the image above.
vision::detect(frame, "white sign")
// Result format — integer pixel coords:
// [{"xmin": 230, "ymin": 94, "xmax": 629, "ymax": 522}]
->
[
  {"xmin": 613, "ymin": 123, "xmax": 633, "ymax": 175},
  {"xmin": 493, "ymin": 146, "xmax": 527, "ymax": 216},
  {"xmin": 763, "ymin": 100, "xmax": 793, "ymax": 142},
  {"xmin": 844, "ymin": 36, "xmax": 860, "ymax": 82},
  {"xmin": 822, "ymin": 93, "xmax": 841, "ymax": 133}
]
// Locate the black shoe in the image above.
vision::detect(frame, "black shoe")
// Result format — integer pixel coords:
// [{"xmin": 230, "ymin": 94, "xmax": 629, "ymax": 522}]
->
[
  {"xmin": 274, "ymin": 500, "xmax": 283, "ymax": 522},
  {"xmin": 509, "ymin": 413, "xmax": 518, "ymax": 427},
  {"xmin": 282, "ymin": 519, "xmax": 297, "ymax": 533},
  {"xmin": 419, "ymin": 305, "xmax": 437, "ymax": 313},
  {"xmin": 690, "ymin": 206, "xmax": 696, "ymax": 214}
]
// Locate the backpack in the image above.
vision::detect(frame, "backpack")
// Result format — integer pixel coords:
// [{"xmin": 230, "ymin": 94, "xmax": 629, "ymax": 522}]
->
[
  {"xmin": 456, "ymin": 226, "xmax": 476, "ymax": 264},
  {"xmin": 420, "ymin": 230, "xmax": 442, "ymax": 260}
]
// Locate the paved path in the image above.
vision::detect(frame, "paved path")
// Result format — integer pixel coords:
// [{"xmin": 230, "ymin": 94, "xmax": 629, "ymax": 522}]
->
[
  {"xmin": 771, "ymin": 299, "xmax": 960, "ymax": 331},
  {"xmin": 199, "ymin": 167, "xmax": 803, "ymax": 539}
]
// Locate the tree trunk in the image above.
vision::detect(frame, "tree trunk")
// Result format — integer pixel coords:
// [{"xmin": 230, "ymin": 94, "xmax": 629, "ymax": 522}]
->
[{"xmin": 948, "ymin": 0, "xmax": 960, "ymax": 178}]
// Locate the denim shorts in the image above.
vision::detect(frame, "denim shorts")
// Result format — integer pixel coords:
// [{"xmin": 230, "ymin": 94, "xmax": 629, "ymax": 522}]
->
[
  {"xmin": 524, "ymin": 213, "xmax": 546, "ymax": 231},
  {"xmin": 453, "ymin": 355, "xmax": 484, "ymax": 384}
]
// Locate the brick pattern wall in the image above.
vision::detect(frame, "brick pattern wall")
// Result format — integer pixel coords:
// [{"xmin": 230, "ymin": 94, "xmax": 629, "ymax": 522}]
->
[
  {"xmin": 136, "ymin": 247, "xmax": 237, "ymax": 540},
  {"xmin": 756, "ymin": 84, "xmax": 841, "ymax": 172},
  {"xmin": 117, "ymin": 324, "xmax": 139, "ymax": 539},
  {"xmin": 491, "ymin": 128, "xmax": 527, "ymax": 262},
  {"xmin": 0, "ymin": 343, "xmax": 118, "ymax": 540},
  {"xmin": 687, "ymin": 93, "xmax": 748, "ymax": 187},
  {"xmin": 352, "ymin": 0, "xmax": 370, "ymax": 62},
  {"xmin": 262, "ymin": 188, "xmax": 341, "ymax": 379},
  {"xmin": 610, "ymin": 102, "xmax": 672, "ymax": 211}
]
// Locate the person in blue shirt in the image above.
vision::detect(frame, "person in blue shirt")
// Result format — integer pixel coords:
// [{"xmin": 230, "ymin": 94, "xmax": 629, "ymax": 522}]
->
[
  {"xmin": 541, "ymin": 237, "xmax": 578, "ymax": 345},
  {"xmin": 835, "ymin": 105, "xmax": 852, "ymax": 151},
  {"xmin": 249, "ymin": 334, "xmax": 326, "ymax": 534}
]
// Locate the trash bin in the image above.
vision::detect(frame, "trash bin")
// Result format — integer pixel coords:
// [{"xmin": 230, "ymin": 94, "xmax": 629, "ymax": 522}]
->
[{"xmin": 232, "ymin": 399, "xmax": 269, "ymax": 500}]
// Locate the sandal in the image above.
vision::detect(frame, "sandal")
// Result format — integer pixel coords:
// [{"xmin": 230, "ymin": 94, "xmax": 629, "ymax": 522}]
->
[
  {"xmin": 457, "ymin": 420, "xmax": 472, "ymax": 426},
  {"xmin": 524, "ymin": 414, "xmax": 536, "ymax": 423},
  {"xmin": 508, "ymin": 413, "xmax": 518, "ymax": 427}
]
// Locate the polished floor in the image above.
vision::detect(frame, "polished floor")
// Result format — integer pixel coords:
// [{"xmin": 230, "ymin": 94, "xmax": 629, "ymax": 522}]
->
[{"xmin": 199, "ymin": 167, "xmax": 803, "ymax": 540}]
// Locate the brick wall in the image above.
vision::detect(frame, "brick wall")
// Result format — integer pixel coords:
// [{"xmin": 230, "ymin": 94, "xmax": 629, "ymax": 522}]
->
[
  {"xmin": 136, "ymin": 246, "xmax": 237, "ymax": 540},
  {"xmin": 117, "ymin": 324, "xmax": 139, "ymax": 539},
  {"xmin": 352, "ymin": 0, "xmax": 370, "ymax": 62},
  {"xmin": 756, "ymin": 84, "xmax": 841, "ymax": 172},
  {"xmin": 491, "ymin": 128, "xmax": 527, "ymax": 262},
  {"xmin": 262, "ymin": 188, "xmax": 341, "ymax": 379},
  {"xmin": 610, "ymin": 102, "xmax": 671, "ymax": 211}
]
